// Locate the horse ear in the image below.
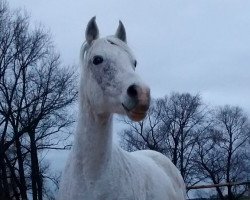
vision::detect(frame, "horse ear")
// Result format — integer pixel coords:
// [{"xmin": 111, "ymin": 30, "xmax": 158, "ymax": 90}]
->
[
  {"xmin": 85, "ymin": 16, "xmax": 99, "ymax": 44},
  {"xmin": 115, "ymin": 20, "xmax": 127, "ymax": 43}
]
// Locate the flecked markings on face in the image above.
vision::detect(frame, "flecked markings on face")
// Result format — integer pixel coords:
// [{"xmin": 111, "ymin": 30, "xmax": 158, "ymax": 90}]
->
[
  {"xmin": 90, "ymin": 59, "xmax": 122, "ymax": 95},
  {"xmin": 86, "ymin": 37, "xmax": 135, "ymax": 97}
]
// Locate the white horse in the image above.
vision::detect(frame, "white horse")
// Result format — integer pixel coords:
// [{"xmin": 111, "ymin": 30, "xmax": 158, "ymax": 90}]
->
[{"xmin": 57, "ymin": 17, "xmax": 186, "ymax": 200}]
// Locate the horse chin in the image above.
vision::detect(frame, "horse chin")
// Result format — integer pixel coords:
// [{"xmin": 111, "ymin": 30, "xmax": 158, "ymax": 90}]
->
[
  {"xmin": 122, "ymin": 103, "xmax": 148, "ymax": 121},
  {"xmin": 126, "ymin": 110, "xmax": 147, "ymax": 122}
]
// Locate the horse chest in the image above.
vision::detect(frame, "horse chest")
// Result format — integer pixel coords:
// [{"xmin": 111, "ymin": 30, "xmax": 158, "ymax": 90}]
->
[{"xmin": 66, "ymin": 153, "xmax": 147, "ymax": 200}]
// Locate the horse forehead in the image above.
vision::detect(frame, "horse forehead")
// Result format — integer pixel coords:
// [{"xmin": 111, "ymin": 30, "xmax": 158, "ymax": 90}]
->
[
  {"xmin": 92, "ymin": 37, "xmax": 136, "ymax": 59},
  {"xmin": 106, "ymin": 36, "xmax": 135, "ymax": 56}
]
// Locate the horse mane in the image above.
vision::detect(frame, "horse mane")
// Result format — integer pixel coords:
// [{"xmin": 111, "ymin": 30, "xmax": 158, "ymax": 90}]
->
[{"xmin": 80, "ymin": 41, "xmax": 89, "ymax": 64}]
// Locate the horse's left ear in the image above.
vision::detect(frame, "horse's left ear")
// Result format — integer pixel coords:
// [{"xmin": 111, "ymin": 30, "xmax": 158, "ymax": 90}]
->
[
  {"xmin": 85, "ymin": 16, "xmax": 99, "ymax": 45},
  {"xmin": 115, "ymin": 20, "xmax": 127, "ymax": 43}
]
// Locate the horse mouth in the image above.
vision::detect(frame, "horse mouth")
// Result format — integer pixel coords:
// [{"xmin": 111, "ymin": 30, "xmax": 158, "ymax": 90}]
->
[{"xmin": 122, "ymin": 103, "xmax": 148, "ymax": 122}]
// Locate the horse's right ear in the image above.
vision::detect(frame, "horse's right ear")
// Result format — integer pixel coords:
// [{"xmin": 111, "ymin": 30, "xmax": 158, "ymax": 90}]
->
[{"xmin": 85, "ymin": 16, "xmax": 99, "ymax": 45}]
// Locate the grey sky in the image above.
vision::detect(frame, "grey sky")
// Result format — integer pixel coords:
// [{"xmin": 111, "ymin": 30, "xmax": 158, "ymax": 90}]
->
[
  {"xmin": 8, "ymin": 0, "xmax": 250, "ymax": 189},
  {"xmin": 9, "ymin": 0, "xmax": 250, "ymax": 113}
]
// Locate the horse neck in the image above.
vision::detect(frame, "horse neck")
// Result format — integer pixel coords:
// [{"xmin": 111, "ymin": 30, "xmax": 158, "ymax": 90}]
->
[{"xmin": 73, "ymin": 69, "xmax": 113, "ymax": 178}]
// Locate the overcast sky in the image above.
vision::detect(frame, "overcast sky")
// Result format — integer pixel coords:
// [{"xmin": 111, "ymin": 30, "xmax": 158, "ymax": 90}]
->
[
  {"xmin": 8, "ymin": 0, "xmax": 250, "ymax": 188},
  {"xmin": 9, "ymin": 0, "xmax": 250, "ymax": 112}
]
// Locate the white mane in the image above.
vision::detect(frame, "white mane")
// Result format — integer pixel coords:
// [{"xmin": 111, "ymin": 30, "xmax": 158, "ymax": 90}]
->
[{"xmin": 80, "ymin": 41, "xmax": 89, "ymax": 63}]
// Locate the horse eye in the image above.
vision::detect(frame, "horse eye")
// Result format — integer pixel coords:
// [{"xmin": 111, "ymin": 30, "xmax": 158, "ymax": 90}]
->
[
  {"xmin": 134, "ymin": 60, "xmax": 137, "ymax": 68},
  {"xmin": 93, "ymin": 56, "xmax": 103, "ymax": 65}
]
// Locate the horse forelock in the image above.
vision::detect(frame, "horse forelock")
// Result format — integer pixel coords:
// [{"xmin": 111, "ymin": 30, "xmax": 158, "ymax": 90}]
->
[{"xmin": 80, "ymin": 41, "xmax": 90, "ymax": 64}]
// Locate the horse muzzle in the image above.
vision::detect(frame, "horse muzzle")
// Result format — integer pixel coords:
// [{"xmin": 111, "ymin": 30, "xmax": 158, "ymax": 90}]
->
[{"xmin": 122, "ymin": 84, "xmax": 150, "ymax": 121}]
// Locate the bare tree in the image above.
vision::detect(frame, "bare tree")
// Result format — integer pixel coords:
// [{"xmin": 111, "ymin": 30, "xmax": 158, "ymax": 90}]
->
[
  {"xmin": 158, "ymin": 93, "xmax": 207, "ymax": 185},
  {"xmin": 120, "ymin": 93, "xmax": 208, "ymax": 186},
  {"xmin": 194, "ymin": 105, "xmax": 250, "ymax": 200},
  {"xmin": 0, "ymin": 1, "xmax": 77, "ymax": 199}
]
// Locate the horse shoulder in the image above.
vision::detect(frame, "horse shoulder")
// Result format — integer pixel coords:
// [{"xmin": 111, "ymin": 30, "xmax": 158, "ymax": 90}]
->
[{"xmin": 130, "ymin": 150, "xmax": 186, "ymax": 199}]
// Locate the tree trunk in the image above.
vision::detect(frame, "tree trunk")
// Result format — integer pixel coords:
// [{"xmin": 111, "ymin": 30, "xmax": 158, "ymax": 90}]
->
[
  {"xmin": 29, "ymin": 131, "xmax": 43, "ymax": 200},
  {"xmin": 0, "ymin": 120, "xmax": 11, "ymax": 199},
  {"xmin": 180, "ymin": 130, "xmax": 184, "ymax": 178},
  {"xmin": 0, "ymin": 151, "xmax": 11, "ymax": 200},
  {"xmin": 4, "ymin": 154, "xmax": 22, "ymax": 200},
  {"xmin": 15, "ymin": 138, "xmax": 28, "ymax": 200},
  {"xmin": 215, "ymin": 186, "xmax": 225, "ymax": 200},
  {"xmin": 173, "ymin": 137, "xmax": 178, "ymax": 166},
  {"xmin": 227, "ymin": 185, "xmax": 234, "ymax": 200},
  {"xmin": 227, "ymin": 132, "xmax": 233, "ymax": 200}
]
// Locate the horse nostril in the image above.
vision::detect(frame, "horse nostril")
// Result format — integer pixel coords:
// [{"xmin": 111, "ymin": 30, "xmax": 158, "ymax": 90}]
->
[{"xmin": 127, "ymin": 84, "xmax": 138, "ymax": 98}]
